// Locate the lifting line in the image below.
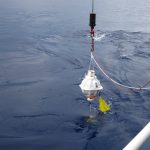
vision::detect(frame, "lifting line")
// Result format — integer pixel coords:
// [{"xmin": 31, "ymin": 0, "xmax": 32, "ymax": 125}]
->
[{"xmin": 91, "ymin": 53, "xmax": 150, "ymax": 90}]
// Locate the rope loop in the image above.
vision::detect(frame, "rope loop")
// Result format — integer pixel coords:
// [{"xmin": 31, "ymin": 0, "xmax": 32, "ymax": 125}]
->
[{"xmin": 91, "ymin": 53, "xmax": 150, "ymax": 90}]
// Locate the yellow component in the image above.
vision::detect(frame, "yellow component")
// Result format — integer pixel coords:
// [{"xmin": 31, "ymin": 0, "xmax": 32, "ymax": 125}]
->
[{"xmin": 99, "ymin": 96, "xmax": 110, "ymax": 112}]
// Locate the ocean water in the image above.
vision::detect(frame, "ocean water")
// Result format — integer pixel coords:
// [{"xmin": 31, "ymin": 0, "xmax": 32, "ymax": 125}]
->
[{"xmin": 0, "ymin": 0, "xmax": 150, "ymax": 150}]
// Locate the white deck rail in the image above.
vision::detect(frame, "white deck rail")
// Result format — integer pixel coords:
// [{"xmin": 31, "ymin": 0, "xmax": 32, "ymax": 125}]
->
[{"xmin": 123, "ymin": 122, "xmax": 150, "ymax": 150}]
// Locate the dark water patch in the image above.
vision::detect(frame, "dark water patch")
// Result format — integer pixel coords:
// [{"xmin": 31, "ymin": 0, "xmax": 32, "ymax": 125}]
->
[
  {"xmin": 119, "ymin": 55, "xmax": 133, "ymax": 60},
  {"xmin": 64, "ymin": 58, "xmax": 83, "ymax": 69},
  {"xmin": 0, "ymin": 135, "xmax": 23, "ymax": 139},
  {"xmin": 36, "ymin": 46, "xmax": 59, "ymax": 57},
  {"xmin": 13, "ymin": 113, "xmax": 58, "ymax": 119},
  {"xmin": 143, "ymin": 40, "xmax": 150, "ymax": 46},
  {"xmin": 72, "ymin": 113, "xmax": 121, "ymax": 150},
  {"xmin": 134, "ymin": 51, "xmax": 150, "ymax": 58},
  {"xmin": 41, "ymin": 97, "xmax": 49, "ymax": 100},
  {"xmin": 75, "ymin": 97, "xmax": 85, "ymax": 101},
  {"xmin": 74, "ymin": 116, "xmax": 100, "ymax": 135},
  {"xmin": 0, "ymin": 80, "xmax": 43, "ymax": 89}
]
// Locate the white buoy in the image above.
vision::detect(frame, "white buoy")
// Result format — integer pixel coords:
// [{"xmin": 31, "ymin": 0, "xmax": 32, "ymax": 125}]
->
[{"xmin": 79, "ymin": 70, "xmax": 103, "ymax": 101}]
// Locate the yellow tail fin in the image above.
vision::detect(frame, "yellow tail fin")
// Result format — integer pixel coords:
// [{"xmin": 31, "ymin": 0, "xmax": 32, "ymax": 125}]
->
[{"xmin": 99, "ymin": 96, "xmax": 110, "ymax": 112}]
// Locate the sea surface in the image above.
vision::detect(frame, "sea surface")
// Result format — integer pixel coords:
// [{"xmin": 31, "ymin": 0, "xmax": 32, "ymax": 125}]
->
[{"xmin": 0, "ymin": 0, "xmax": 150, "ymax": 150}]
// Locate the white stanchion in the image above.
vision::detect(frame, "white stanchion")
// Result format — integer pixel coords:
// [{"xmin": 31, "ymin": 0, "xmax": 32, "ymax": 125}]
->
[{"xmin": 123, "ymin": 122, "xmax": 150, "ymax": 150}]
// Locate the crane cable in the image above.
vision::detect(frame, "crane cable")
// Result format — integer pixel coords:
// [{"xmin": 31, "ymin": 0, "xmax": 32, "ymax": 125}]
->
[
  {"xmin": 92, "ymin": 0, "xmax": 94, "ymax": 13},
  {"xmin": 91, "ymin": 52, "xmax": 150, "ymax": 90}
]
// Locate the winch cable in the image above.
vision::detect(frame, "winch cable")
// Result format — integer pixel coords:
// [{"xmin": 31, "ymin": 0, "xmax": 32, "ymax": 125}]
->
[
  {"xmin": 89, "ymin": 0, "xmax": 96, "ymax": 71},
  {"xmin": 91, "ymin": 52, "xmax": 150, "ymax": 90}
]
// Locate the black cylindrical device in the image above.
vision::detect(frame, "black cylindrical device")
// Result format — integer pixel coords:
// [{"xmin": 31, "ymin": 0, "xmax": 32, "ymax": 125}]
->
[{"xmin": 89, "ymin": 13, "xmax": 96, "ymax": 29}]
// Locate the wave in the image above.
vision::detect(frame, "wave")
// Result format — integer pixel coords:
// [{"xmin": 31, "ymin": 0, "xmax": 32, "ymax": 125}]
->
[{"xmin": 14, "ymin": 113, "xmax": 58, "ymax": 118}]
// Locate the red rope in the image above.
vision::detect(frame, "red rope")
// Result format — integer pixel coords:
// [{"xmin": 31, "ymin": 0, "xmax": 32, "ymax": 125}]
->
[{"xmin": 90, "ymin": 28, "xmax": 95, "ymax": 52}]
